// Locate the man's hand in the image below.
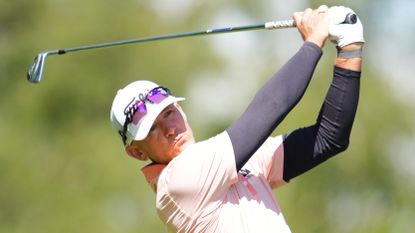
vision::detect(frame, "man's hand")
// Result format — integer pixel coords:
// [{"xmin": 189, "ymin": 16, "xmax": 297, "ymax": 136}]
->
[
  {"xmin": 293, "ymin": 5, "xmax": 330, "ymax": 48},
  {"xmin": 329, "ymin": 6, "xmax": 365, "ymax": 48}
]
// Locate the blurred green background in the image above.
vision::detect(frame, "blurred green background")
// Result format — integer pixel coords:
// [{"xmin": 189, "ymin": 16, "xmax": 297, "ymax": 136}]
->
[{"xmin": 1, "ymin": 0, "xmax": 414, "ymax": 232}]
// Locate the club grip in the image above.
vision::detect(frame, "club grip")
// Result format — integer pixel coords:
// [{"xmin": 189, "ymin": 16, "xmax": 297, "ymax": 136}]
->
[{"xmin": 265, "ymin": 12, "xmax": 357, "ymax": 30}]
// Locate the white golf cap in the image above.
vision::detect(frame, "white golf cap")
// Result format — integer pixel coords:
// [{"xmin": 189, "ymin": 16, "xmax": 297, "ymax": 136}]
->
[{"xmin": 110, "ymin": 80, "xmax": 185, "ymax": 145}]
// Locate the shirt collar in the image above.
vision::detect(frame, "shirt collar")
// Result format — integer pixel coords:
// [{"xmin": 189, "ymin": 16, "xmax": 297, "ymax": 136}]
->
[{"xmin": 141, "ymin": 163, "xmax": 166, "ymax": 192}]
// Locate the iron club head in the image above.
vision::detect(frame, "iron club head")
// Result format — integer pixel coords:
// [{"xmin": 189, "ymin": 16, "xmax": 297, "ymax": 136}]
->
[{"xmin": 27, "ymin": 52, "xmax": 48, "ymax": 83}]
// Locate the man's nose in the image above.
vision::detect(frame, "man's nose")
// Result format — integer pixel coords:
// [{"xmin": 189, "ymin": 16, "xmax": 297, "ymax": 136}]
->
[{"xmin": 163, "ymin": 122, "xmax": 176, "ymax": 138}]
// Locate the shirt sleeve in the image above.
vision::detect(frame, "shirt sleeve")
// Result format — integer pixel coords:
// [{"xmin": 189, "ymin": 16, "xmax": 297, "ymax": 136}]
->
[{"xmin": 246, "ymin": 135, "xmax": 287, "ymax": 189}]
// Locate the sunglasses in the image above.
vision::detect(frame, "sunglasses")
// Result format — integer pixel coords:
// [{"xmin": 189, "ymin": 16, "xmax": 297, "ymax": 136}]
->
[{"xmin": 119, "ymin": 86, "xmax": 171, "ymax": 145}]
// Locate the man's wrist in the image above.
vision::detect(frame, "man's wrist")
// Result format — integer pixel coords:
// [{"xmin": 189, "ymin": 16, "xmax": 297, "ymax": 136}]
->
[
  {"xmin": 337, "ymin": 47, "xmax": 363, "ymax": 59},
  {"xmin": 306, "ymin": 37, "xmax": 326, "ymax": 48},
  {"xmin": 334, "ymin": 42, "xmax": 363, "ymax": 71},
  {"xmin": 338, "ymin": 42, "xmax": 364, "ymax": 50},
  {"xmin": 337, "ymin": 42, "xmax": 364, "ymax": 57},
  {"xmin": 335, "ymin": 56, "xmax": 362, "ymax": 72}
]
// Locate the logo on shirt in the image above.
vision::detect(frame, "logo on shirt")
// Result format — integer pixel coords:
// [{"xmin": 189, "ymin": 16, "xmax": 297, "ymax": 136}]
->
[{"xmin": 239, "ymin": 168, "xmax": 252, "ymax": 178}]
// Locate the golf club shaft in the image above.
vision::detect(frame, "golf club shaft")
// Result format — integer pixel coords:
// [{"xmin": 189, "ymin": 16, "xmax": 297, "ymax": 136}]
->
[
  {"xmin": 53, "ymin": 13, "xmax": 356, "ymax": 55},
  {"xmin": 26, "ymin": 19, "xmax": 295, "ymax": 83},
  {"xmin": 27, "ymin": 13, "xmax": 357, "ymax": 83},
  {"xmin": 57, "ymin": 21, "xmax": 293, "ymax": 55}
]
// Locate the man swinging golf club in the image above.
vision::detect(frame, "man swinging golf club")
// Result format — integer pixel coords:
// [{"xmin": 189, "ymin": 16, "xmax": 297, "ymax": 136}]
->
[{"xmin": 110, "ymin": 5, "xmax": 364, "ymax": 233}]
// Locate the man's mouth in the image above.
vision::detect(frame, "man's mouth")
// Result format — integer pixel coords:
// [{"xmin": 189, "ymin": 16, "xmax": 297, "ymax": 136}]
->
[
  {"xmin": 173, "ymin": 135, "xmax": 185, "ymax": 147},
  {"xmin": 174, "ymin": 133, "xmax": 193, "ymax": 150}
]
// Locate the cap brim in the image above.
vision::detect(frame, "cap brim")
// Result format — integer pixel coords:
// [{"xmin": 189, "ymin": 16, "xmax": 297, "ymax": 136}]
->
[{"xmin": 127, "ymin": 96, "xmax": 185, "ymax": 142}]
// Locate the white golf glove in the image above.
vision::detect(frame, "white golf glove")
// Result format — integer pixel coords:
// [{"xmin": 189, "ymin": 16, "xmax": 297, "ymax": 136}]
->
[{"xmin": 328, "ymin": 6, "xmax": 365, "ymax": 48}]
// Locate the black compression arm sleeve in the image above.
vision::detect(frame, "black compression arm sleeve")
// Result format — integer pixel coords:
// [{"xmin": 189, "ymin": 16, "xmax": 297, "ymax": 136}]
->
[
  {"xmin": 226, "ymin": 42, "xmax": 322, "ymax": 171},
  {"xmin": 282, "ymin": 66, "xmax": 361, "ymax": 181}
]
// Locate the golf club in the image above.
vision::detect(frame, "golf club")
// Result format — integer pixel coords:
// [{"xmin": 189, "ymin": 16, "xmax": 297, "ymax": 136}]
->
[{"xmin": 27, "ymin": 13, "xmax": 356, "ymax": 84}]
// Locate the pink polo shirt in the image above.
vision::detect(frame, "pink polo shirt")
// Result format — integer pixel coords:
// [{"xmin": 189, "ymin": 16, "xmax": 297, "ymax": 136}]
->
[{"xmin": 142, "ymin": 132, "xmax": 291, "ymax": 233}]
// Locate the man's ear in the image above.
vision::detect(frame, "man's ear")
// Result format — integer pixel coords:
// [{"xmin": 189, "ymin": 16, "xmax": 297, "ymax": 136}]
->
[{"xmin": 125, "ymin": 144, "xmax": 148, "ymax": 161}]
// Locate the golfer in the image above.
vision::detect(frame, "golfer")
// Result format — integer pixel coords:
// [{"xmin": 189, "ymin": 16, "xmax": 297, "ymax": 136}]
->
[{"xmin": 110, "ymin": 5, "xmax": 364, "ymax": 233}]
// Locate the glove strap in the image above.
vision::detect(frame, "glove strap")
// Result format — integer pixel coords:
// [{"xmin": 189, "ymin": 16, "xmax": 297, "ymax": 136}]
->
[{"xmin": 337, "ymin": 47, "xmax": 363, "ymax": 59}]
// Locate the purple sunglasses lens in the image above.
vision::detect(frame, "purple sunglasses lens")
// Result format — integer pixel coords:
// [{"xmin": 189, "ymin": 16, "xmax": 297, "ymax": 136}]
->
[
  {"xmin": 147, "ymin": 88, "xmax": 169, "ymax": 104},
  {"xmin": 132, "ymin": 101, "xmax": 147, "ymax": 124}
]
